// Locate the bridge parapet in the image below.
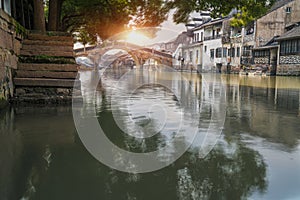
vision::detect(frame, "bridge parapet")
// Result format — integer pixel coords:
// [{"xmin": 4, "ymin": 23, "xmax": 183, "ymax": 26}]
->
[{"xmin": 75, "ymin": 41, "xmax": 174, "ymax": 67}]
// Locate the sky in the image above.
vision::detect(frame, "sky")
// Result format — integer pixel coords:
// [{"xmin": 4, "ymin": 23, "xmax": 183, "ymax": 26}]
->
[
  {"xmin": 74, "ymin": 10, "xmax": 187, "ymax": 49},
  {"xmin": 155, "ymin": 11, "xmax": 187, "ymax": 43}
]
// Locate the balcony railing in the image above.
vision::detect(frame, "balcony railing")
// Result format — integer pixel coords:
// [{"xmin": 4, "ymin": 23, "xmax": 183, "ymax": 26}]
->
[
  {"xmin": 204, "ymin": 34, "xmax": 221, "ymax": 41},
  {"xmin": 222, "ymin": 36, "xmax": 230, "ymax": 44}
]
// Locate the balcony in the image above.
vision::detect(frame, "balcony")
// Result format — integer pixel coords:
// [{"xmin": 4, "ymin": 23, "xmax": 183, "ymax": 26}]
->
[
  {"xmin": 204, "ymin": 34, "xmax": 221, "ymax": 41},
  {"xmin": 222, "ymin": 36, "xmax": 230, "ymax": 44}
]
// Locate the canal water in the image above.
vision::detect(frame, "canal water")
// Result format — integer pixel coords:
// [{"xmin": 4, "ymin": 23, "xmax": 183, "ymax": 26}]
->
[{"xmin": 1, "ymin": 69, "xmax": 300, "ymax": 200}]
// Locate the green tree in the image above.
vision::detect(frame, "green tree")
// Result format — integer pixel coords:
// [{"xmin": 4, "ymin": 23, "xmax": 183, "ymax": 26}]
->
[
  {"xmin": 75, "ymin": 28, "xmax": 95, "ymax": 52},
  {"xmin": 58, "ymin": 0, "xmax": 168, "ymax": 40},
  {"xmin": 165, "ymin": 0, "xmax": 275, "ymax": 26}
]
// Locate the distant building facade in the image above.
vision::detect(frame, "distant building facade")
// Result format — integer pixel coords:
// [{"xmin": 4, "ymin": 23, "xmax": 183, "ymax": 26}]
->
[
  {"xmin": 276, "ymin": 26, "xmax": 300, "ymax": 75},
  {"xmin": 252, "ymin": 0, "xmax": 300, "ymax": 75},
  {"xmin": 174, "ymin": 0, "xmax": 300, "ymax": 75}
]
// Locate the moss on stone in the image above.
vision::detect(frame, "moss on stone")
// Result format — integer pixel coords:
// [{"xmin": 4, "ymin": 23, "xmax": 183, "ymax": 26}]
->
[
  {"xmin": 12, "ymin": 19, "xmax": 28, "ymax": 38},
  {"xmin": 19, "ymin": 55, "xmax": 76, "ymax": 64}
]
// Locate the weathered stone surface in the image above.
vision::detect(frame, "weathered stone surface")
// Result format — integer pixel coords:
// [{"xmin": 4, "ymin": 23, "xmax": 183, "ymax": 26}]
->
[
  {"xmin": 21, "ymin": 44, "xmax": 73, "ymax": 52},
  {"xmin": 0, "ymin": 49, "xmax": 18, "ymax": 69},
  {"xmin": 0, "ymin": 10, "xmax": 20, "ymax": 109},
  {"xmin": 254, "ymin": 56, "xmax": 270, "ymax": 64},
  {"xmin": 255, "ymin": 0, "xmax": 300, "ymax": 47},
  {"xmin": 18, "ymin": 56, "xmax": 76, "ymax": 64},
  {"xmin": 14, "ymin": 78, "xmax": 76, "ymax": 87},
  {"xmin": 11, "ymin": 95, "xmax": 75, "ymax": 105},
  {"xmin": 277, "ymin": 64, "xmax": 300, "ymax": 76},
  {"xmin": 18, "ymin": 63, "xmax": 78, "ymax": 71},
  {"xmin": 15, "ymin": 88, "xmax": 26, "ymax": 96},
  {"xmin": 27, "ymin": 34, "xmax": 73, "ymax": 42},
  {"xmin": 22, "ymin": 39, "xmax": 73, "ymax": 47},
  {"xmin": 57, "ymin": 88, "xmax": 72, "ymax": 95},
  {"xmin": 15, "ymin": 70, "xmax": 78, "ymax": 79},
  {"xmin": 280, "ymin": 55, "xmax": 300, "ymax": 64},
  {"xmin": 20, "ymin": 49, "xmax": 74, "ymax": 57}
]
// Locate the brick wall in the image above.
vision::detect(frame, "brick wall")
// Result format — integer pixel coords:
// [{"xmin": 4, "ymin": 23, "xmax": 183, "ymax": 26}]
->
[{"xmin": 0, "ymin": 9, "xmax": 22, "ymax": 109}]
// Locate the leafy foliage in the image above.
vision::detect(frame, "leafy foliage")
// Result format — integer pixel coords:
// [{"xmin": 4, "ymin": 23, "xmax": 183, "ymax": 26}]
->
[
  {"xmin": 60, "ymin": 0, "xmax": 168, "ymax": 40},
  {"xmin": 165, "ymin": 0, "xmax": 276, "ymax": 26}
]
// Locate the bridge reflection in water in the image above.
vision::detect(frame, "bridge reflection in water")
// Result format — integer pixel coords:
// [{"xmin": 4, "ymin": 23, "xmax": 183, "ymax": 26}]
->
[{"xmin": 0, "ymin": 69, "xmax": 300, "ymax": 199}]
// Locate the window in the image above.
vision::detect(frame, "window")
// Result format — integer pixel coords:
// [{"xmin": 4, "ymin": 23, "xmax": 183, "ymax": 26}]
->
[
  {"xmin": 237, "ymin": 47, "xmax": 240, "ymax": 57},
  {"xmin": 286, "ymin": 7, "xmax": 291, "ymax": 13},
  {"xmin": 189, "ymin": 51, "xmax": 193, "ymax": 62},
  {"xmin": 223, "ymin": 48, "xmax": 227, "ymax": 57},
  {"xmin": 201, "ymin": 32, "xmax": 203, "ymax": 41},
  {"xmin": 280, "ymin": 39, "xmax": 300, "ymax": 55},
  {"xmin": 216, "ymin": 48, "xmax": 222, "ymax": 58},
  {"xmin": 253, "ymin": 50, "xmax": 270, "ymax": 57},
  {"xmin": 210, "ymin": 49, "xmax": 215, "ymax": 59},
  {"xmin": 243, "ymin": 46, "xmax": 253, "ymax": 56},
  {"xmin": 196, "ymin": 50, "xmax": 199, "ymax": 62},
  {"xmin": 204, "ymin": 46, "xmax": 207, "ymax": 52},
  {"xmin": 231, "ymin": 47, "xmax": 235, "ymax": 57}
]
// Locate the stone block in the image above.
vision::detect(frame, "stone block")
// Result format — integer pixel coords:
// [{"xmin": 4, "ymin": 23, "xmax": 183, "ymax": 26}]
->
[
  {"xmin": 17, "ymin": 63, "xmax": 79, "ymax": 72},
  {"xmin": 20, "ymin": 49, "xmax": 74, "ymax": 57},
  {"xmin": 15, "ymin": 70, "xmax": 78, "ymax": 79},
  {"xmin": 14, "ymin": 78, "xmax": 76, "ymax": 87}
]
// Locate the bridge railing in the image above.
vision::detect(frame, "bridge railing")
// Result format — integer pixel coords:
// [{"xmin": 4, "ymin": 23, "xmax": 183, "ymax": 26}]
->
[{"xmin": 75, "ymin": 41, "xmax": 173, "ymax": 59}]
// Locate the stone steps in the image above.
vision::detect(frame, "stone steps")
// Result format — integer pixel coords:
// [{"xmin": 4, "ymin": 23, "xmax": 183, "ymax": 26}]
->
[
  {"xmin": 20, "ymin": 49, "xmax": 74, "ymax": 57},
  {"xmin": 21, "ymin": 43, "xmax": 73, "ymax": 52},
  {"xmin": 22, "ymin": 39, "xmax": 73, "ymax": 46},
  {"xmin": 27, "ymin": 33, "xmax": 73, "ymax": 42},
  {"xmin": 15, "ymin": 70, "xmax": 78, "ymax": 79},
  {"xmin": 14, "ymin": 78, "xmax": 76, "ymax": 87},
  {"xmin": 13, "ymin": 33, "xmax": 81, "ymax": 104},
  {"xmin": 18, "ymin": 63, "xmax": 78, "ymax": 71}
]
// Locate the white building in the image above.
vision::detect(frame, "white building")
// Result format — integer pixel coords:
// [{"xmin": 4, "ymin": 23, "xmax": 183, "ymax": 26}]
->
[
  {"xmin": 202, "ymin": 18, "xmax": 226, "ymax": 72},
  {"xmin": 183, "ymin": 18, "xmax": 228, "ymax": 72}
]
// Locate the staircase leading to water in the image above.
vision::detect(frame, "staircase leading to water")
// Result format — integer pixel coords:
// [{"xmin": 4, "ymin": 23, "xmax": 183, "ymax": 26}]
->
[{"xmin": 13, "ymin": 33, "xmax": 80, "ymax": 103}]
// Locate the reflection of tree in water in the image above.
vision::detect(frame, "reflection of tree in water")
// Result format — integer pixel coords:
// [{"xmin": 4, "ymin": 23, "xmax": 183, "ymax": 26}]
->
[
  {"xmin": 177, "ymin": 143, "xmax": 267, "ymax": 200},
  {"xmin": 97, "ymin": 96, "xmax": 168, "ymax": 153},
  {"xmin": 95, "ymin": 73, "xmax": 267, "ymax": 200},
  {"xmin": 86, "ymin": 140, "xmax": 267, "ymax": 200}
]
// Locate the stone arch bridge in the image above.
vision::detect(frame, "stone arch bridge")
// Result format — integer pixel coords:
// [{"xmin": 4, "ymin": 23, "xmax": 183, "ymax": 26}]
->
[{"xmin": 74, "ymin": 41, "xmax": 174, "ymax": 68}]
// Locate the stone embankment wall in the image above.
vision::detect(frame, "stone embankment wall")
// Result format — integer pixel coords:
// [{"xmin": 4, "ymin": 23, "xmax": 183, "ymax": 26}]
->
[
  {"xmin": 0, "ymin": 9, "xmax": 23, "ymax": 109},
  {"xmin": 277, "ymin": 55, "xmax": 300, "ymax": 75}
]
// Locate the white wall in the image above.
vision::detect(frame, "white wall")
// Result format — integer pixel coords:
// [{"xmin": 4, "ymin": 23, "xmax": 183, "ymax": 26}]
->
[{"xmin": 202, "ymin": 38, "xmax": 223, "ymax": 72}]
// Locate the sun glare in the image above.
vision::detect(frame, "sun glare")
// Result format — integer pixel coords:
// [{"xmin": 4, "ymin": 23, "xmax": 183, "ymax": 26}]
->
[{"xmin": 126, "ymin": 31, "xmax": 149, "ymax": 46}]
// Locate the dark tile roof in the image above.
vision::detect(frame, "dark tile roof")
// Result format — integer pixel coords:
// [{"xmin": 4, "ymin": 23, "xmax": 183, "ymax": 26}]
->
[{"xmin": 276, "ymin": 26, "xmax": 300, "ymax": 40}]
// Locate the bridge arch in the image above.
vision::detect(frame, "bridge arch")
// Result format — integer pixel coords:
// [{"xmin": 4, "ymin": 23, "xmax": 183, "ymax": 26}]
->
[{"xmin": 75, "ymin": 41, "xmax": 174, "ymax": 69}]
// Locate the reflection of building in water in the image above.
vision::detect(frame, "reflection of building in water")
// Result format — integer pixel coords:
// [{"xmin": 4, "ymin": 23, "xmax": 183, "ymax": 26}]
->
[{"xmin": 222, "ymin": 75, "xmax": 300, "ymax": 147}]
